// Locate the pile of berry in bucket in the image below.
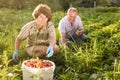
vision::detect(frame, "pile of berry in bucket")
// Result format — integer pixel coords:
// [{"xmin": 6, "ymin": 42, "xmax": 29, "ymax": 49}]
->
[
  {"xmin": 24, "ymin": 59, "xmax": 53, "ymax": 68},
  {"xmin": 22, "ymin": 59, "xmax": 55, "ymax": 80}
]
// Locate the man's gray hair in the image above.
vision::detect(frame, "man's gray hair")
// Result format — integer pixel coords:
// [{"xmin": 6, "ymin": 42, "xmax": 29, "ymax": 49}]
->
[{"xmin": 67, "ymin": 7, "xmax": 77, "ymax": 14}]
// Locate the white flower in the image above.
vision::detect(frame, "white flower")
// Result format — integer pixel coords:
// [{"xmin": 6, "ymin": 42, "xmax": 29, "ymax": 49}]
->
[
  {"xmin": 0, "ymin": 65, "xmax": 2, "ymax": 68},
  {"xmin": 8, "ymin": 73, "xmax": 13, "ymax": 77}
]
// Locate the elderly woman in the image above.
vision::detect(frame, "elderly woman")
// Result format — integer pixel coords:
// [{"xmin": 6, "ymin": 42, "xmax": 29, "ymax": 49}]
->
[{"xmin": 13, "ymin": 4, "xmax": 59, "ymax": 61}]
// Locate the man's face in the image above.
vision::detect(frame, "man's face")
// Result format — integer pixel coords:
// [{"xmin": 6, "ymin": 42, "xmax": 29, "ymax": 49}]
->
[{"xmin": 67, "ymin": 11, "xmax": 77, "ymax": 24}]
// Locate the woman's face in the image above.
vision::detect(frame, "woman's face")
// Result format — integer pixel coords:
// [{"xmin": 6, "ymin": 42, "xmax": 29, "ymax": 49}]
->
[{"xmin": 36, "ymin": 13, "xmax": 48, "ymax": 26}]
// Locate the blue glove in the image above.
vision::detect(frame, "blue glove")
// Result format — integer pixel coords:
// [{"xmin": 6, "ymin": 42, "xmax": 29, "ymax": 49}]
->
[
  {"xmin": 12, "ymin": 49, "xmax": 18, "ymax": 62},
  {"xmin": 46, "ymin": 46, "xmax": 54, "ymax": 57}
]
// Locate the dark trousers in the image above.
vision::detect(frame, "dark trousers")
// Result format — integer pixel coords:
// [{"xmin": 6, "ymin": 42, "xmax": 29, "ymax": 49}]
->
[{"xmin": 58, "ymin": 33, "xmax": 86, "ymax": 45}]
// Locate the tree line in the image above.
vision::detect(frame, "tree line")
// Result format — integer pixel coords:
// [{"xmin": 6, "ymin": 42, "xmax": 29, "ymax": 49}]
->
[{"xmin": 0, "ymin": 0, "xmax": 119, "ymax": 11}]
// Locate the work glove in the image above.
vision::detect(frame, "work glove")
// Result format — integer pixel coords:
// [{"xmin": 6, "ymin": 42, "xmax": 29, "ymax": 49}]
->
[
  {"xmin": 12, "ymin": 49, "xmax": 18, "ymax": 62},
  {"xmin": 46, "ymin": 46, "xmax": 54, "ymax": 57}
]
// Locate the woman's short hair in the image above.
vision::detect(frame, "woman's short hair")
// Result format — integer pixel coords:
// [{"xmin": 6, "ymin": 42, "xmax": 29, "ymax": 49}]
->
[{"xmin": 32, "ymin": 4, "xmax": 52, "ymax": 21}]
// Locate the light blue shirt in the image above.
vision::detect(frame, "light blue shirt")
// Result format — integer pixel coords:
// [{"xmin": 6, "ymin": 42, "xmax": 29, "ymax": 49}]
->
[{"xmin": 58, "ymin": 15, "xmax": 84, "ymax": 39}]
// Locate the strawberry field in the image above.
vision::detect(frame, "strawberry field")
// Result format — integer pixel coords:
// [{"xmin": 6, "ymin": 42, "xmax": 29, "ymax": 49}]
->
[{"xmin": 0, "ymin": 7, "xmax": 120, "ymax": 80}]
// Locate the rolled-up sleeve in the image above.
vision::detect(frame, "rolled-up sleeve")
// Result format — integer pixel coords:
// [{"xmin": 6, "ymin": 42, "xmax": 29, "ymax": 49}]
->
[
  {"xmin": 77, "ymin": 16, "xmax": 84, "ymax": 30},
  {"xmin": 58, "ymin": 20, "xmax": 65, "ymax": 34},
  {"xmin": 17, "ymin": 23, "xmax": 30, "ymax": 40},
  {"xmin": 48, "ymin": 22, "xmax": 56, "ymax": 38}
]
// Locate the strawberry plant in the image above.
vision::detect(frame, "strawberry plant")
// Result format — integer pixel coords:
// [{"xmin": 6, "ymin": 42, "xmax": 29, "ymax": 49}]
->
[{"xmin": 0, "ymin": 7, "xmax": 120, "ymax": 80}]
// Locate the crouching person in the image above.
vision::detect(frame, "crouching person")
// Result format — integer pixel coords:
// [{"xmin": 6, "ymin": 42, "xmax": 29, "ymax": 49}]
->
[{"xmin": 12, "ymin": 4, "xmax": 59, "ymax": 62}]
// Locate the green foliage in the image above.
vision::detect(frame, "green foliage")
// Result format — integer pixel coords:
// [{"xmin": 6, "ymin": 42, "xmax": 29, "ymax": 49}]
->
[
  {"xmin": 1, "ymin": 0, "xmax": 120, "ymax": 12},
  {"xmin": 0, "ymin": 51, "xmax": 22, "ymax": 80},
  {"xmin": 52, "ymin": 11, "xmax": 65, "ymax": 28},
  {"xmin": 0, "ymin": 0, "xmax": 62, "ymax": 11},
  {"xmin": 96, "ymin": 7, "xmax": 120, "ymax": 12},
  {"xmin": 0, "ymin": 7, "xmax": 120, "ymax": 80}
]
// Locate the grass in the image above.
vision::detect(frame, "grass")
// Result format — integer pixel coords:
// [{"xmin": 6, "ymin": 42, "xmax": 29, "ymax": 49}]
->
[{"xmin": 0, "ymin": 7, "xmax": 120, "ymax": 80}]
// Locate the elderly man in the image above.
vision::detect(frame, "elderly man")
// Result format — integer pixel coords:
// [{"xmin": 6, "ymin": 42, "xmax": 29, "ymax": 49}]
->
[{"xmin": 58, "ymin": 7, "xmax": 86, "ymax": 47}]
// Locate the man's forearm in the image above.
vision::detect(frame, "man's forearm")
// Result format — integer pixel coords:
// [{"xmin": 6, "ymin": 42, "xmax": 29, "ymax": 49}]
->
[
  {"xmin": 61, "ymin": 38, "xmax": 66, "ymax": 45},
  {"xmin": 80, "ymin": 29, "xmax": 84, "ymax": 33}
]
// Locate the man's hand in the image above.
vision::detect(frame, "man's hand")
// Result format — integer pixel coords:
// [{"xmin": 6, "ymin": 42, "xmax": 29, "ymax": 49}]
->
[
  {"xmin": 12, "ymin": 49, "xmax": 18, "ymax": 62},
  {"xmin": 46, "ymin": 46, "xmax": 54, "ymax": 57},
  {"xmin": 76, "ymin": 30, "xmax": 83, "ymax": 36}
]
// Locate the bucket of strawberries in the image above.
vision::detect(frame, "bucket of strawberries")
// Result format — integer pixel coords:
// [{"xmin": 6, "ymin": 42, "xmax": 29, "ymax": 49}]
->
[{"xmin": 22, "ymin": 59, "xmax": 55, "ymax": 80}]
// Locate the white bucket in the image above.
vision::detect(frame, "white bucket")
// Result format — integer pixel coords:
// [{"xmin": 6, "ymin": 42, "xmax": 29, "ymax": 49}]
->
[{"xmin": 22, "ymin": 59, "xmax": 55, "ymax": 80}]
